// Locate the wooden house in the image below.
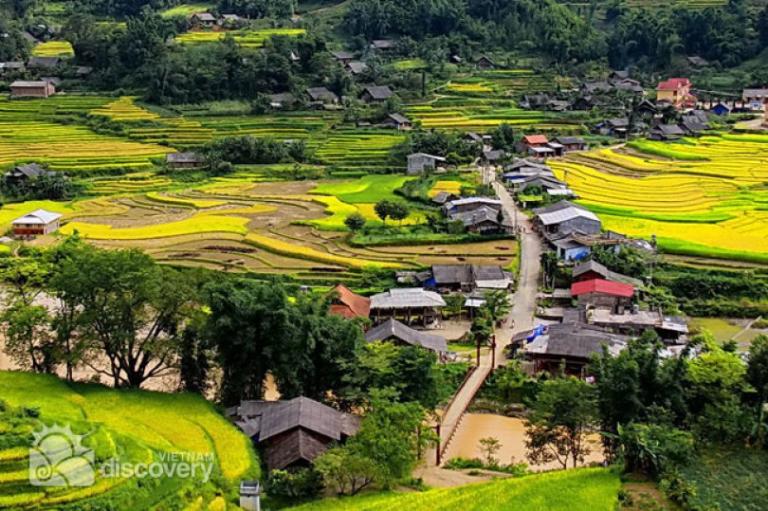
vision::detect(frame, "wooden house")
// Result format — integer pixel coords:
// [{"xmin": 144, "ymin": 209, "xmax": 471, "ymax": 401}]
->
[
  {"xmin": 476, "ymin": 55, "xmax": 496, "ymax": 70},
  {"xmin": 328, "ymin": 283, "xmax": 370, "ymax": 320},
  {"xmin": 12, "ymin": 209, "xmax": 62, "ymax": 237},
  {"xmin": 365, "ymin": 318, "xmax": 447, "ymax": 355},
  {"xmin": 229, "ymin": 397, "xmax": 360, "ymax": 471},
  {"xmin": 360, "ymin": 85, "xmax": 393, "ymax": 103},
  {"xmin": 553, "ymin": 136, "xmax": 587, "ymax": 153},
  {"xmin": 305, "ymin": 87, "xmax": 339, "ymax": 105},
  {"xmin": 331, "ymin": 50, "xmax": 355, "ymax": 64},
  {"xmin": 4, "ymin": 163, "xmax": 54, "ymax": 184},
  {"xmin": 369, "ymin": 288, "xmax": 446, "ymax": 326},
  {"xmin": 534, "ymin": 200, "xmax": 601, "ymax": 237},
  {"xmin": 381, "ymin": 113, "xmax": 412, "ymax": 130},
  {"xmin": 190, "ymin": 12, "xmax": 217, "ymax": 28},
  {"xmin": 10, "ymin": 80, "xmax": 55, "ymax": 98}
]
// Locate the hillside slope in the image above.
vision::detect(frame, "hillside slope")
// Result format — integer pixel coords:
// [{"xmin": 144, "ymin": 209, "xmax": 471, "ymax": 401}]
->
[
  {"xmin": 286, "ymin": 467, "xmax": 620, "ymax": 511},
  {"xmin": 0, "ymin": 371, "xmax": 258, "ymax": 510}
]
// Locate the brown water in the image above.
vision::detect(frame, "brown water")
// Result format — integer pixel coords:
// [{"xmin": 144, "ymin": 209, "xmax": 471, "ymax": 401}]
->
[{"xmin": 443, "ymin": 413, "xmax": 604, "ymax": 471}]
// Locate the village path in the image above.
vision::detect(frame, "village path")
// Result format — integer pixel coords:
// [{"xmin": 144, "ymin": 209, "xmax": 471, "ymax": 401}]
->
[{"xmin": 416, "ymin": 171, "xmax": 542, "ymax": 486}]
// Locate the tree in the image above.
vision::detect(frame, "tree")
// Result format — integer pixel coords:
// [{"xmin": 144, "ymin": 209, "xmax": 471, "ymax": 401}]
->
[
  {"xmin": 50, "ymin": 243, "xmax": 196, "ymax": 388},
  {"xmin": 347, "ymin": 396, "xmax": 435, "ymax": 487},
  {"xmin": 747, "ymin": 335, "xmax": 768, "ymax": 447},
  {"xmin": 525, "ymin": 377, "xmax": 598, "ymax": 469},
  {"xmin": 344, "ymin": 212, "xmax": 366, "ymax": 231},
  {"xmin": 204, "ymin": 278, "xmax": 289, "ymax": 405},
  {"xmin": 388, "ymin": 202, "xmax": 409, "ymax": 225},
  {"xmin": 1, "ymin": 302, "xmax": 56, "ymax": 373},
  {"xmin": 314, "ymin": 447, "xmax": 379, "ymax": 496},
  {"xmin": 617, "ymin": 423, "xmax": 694, "ymax": 478},
  {"xmin": 481, "ymin": 289, "xmax": 511, "ymax": 325},
  {"xmin": 374, "ymin": 199, "xmax": 394, "ymax": 225},
  {"xmin": 479, "ymin": 436, "xmax": 501, "ymax": 467}
]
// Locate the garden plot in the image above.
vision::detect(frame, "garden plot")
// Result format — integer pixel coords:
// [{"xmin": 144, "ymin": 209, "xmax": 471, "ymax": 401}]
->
[{"xmin": 549, "ymin": 134, "xmax": 768, "ymax": 264}]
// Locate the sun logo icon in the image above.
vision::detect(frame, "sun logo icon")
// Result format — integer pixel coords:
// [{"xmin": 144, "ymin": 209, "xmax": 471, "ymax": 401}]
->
[{"xmin": 29, "ymin": 424, "xmax": 95, "ymax": 487}]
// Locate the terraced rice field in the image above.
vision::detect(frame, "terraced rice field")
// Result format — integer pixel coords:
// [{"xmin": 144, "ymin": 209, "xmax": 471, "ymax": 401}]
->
[
  {"xmin": 22, "ymin": 179, "xmax": 515, "ymax": 281},
  {"xmin": 549, "ymin": 134, "xmax": 768, "ymax": 263},
  {"xmin": 0, "ymin": 371, "xmax": 257, "ymax": 510},
  {"xmin": 31, "ymin": 40, "xmax": 74, "ymax": 57},
  {"xmin": 160, "ymin": 2, "xmax": 214, "ymax": 17},
  {"xmin": 0, "ymin": 96, "xmax": 173, "ymax": 171},
  {"xmin": 89, "ymin": 96, "xmax": 161, "ymax": 122},
  {"xmin": 407, "ymin": 70, "xmax": 579, "ymax": 131},
  {"xmin": 174, "ymin": 28, "xmax": 306, "ymax": 48}
]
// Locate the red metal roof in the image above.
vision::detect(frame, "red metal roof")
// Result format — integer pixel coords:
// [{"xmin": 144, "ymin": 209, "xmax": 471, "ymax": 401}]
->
[
  {"xmin": 523, "ymin": 134, "xmax": 549, "ymax": 145},
  {"xmin": 571, "ymin": 278, "xmax": 635, "ymax": 298},
  {"xmin": 657, "ymin": 78, "xmax": 691, "ymax": 91},
  {"xmin": 329, "ymin": 284, "xmax": 371, "ymax": 319}
]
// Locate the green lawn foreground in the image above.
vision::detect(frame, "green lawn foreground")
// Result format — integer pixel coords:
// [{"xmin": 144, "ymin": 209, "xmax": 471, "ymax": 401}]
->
[{"xmin": 286, "ymin": 467, "xmax": 620, "ymax": 511}]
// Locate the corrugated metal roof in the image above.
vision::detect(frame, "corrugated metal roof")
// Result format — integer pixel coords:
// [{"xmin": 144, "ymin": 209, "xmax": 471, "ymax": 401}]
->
[
  {"xmin": 365, "ymin": 318, "xmax": 447, "ymax": 353},
  {"xmin": 370, "ymin": 288, "xmax": 446, "ymax": 309},
  {"xmin": 537, "ymin": 206, "xmax": 599, "ymax": 226},
  {"xmin": 12, "ymin": 209, "xmax": 62, "ymax": 225}
]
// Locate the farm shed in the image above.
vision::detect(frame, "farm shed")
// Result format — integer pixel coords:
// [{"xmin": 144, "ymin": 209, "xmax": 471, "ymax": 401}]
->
[
  {"xmin": 553, "ymin": 136, "xmax": 587, "ymax": 152},
  {"xmin": 369, "ymin": 288, "xmax": 446, "ymax": 326},
  {"xmin": 571, "ymin": 278, "xmax": 635, "ymax": 313},
  {"xmin": 331, "ymin": 50, "xmax": 355, "ymax": 63},
  {"xmin": 328, "ymin": 283, "xmax": 370, "ymax": 319},
  {"xmin": 365, "ymin": 318, "xmax": 447, "ymax": 355},
  {"xmin": 407, "ymin": 153, "xmax": 446, "ymax": 175},
  {"xmin": 229, "ymin": 397, "xmax": 360, "ymax": 471},
  {"xmin": 10, "ymin": 80, "xmax": 56, "ymax": 98},
  {"xmin": 268, "ymin": 92, "xmax": 296, "ymax": 109},
  {"xmin": 190, "ymin": 12, "xmax": 217, "ymax": 27},
  {"xmin": 12, "ymin": 209, "xmax": 62, "ymax": 238},
  {"xmin": 370, "ymin": 39, "xmax": 396, "ymax": 51},
  {"xmin": 166, "ymin": 152, "xmax": 206, "ymax": 170},
  {"xmin": 515, "ymin": 323, "xmax": 628, "ymax": 375},
  {"xmin": 360, "ymin": 85, "xmax": 394, "ymax": 103},
  {"xmin": 476, "ymin": 55, "xmax": 496, "ymax": 70}
]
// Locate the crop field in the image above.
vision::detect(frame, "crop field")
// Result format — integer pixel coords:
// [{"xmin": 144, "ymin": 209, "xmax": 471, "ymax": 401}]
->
[
  {"xmin": 407, "ymin": 71, "xmax": 580, "ymax": 132},
  {"xmin": 174, "ymin": 28, "xmax": 307, "ymax": 48},
  {"xmin": 12, "ymin": 179, "xmax": 515, "ymax": 281},
  {"xmin": 549, "ymin": 134, "xmax": 768, "ymax": 264},
  {"xmin": 31, "ymin": 40, "xmax": 74, "ymax": 57},
  {"xmin": 160, "ymin": 2, "xmax": 214, "ymax": 17},
  {"xmin": 287, "ymin": 468, "xmax": 620, "ymax": 511},
  {"xmin": 0, "ymin": 371, "xmax": 258, "ymax": 509},
  {"xmin": 0, "ymin": 96, "xmax": 173, "ymax": 171},
  {"xmin": 89, "ymin": 96, "xmax": 161, "ymax": 122}
]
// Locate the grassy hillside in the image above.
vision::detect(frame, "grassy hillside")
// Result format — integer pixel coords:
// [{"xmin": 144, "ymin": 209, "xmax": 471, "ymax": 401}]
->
[
  {"xmin": 0, "ymin": 371, "xmax": 258, "ymax": 510},
  {"xmin": 286, "ymin": 468, "xmax": 620, "ymax": 511}
]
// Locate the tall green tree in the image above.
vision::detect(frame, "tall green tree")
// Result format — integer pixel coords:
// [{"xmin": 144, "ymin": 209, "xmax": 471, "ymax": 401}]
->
[{"xmin": 747, "ymin": 335, "xmax": 768, "ymax": 447}]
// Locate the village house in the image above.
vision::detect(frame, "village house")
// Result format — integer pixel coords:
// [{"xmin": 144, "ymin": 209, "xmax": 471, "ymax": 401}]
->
[
  {"xmin": 27, "ymin": 56, "xmax": 60, "ymax": 70},
  {"xmin": 370, "ymin": 39, "xmax": 396, "ymax": 51},
  {"xmin": 587, "ymin": 308, "xmax": 689, "ymax": 344},
  {"xmin": 680, "ymin": 113, "xmax": 711, "ymax": 136},
  {"xmin": 518, "ymin": 134, "xmax": 557, "ymax": 158},
  {"xmin": 533, "ymin": 201, "xmax": 602, "ymax": 238},
  {"xmin": 553, "ymin": 136, "xmax": 587, "ymax": 153},
  {"xmin": 228, "ymin": 397, "xmax": 360, "ymax": 471},
  {"xmin": 443, "ymin": 197, "xmax": 502, "ymax": 216},
  {"xmin": 346, "ymin": 61, "xmax": 368, "ymax": 76},
  {"xmin": 481, "ymin": 149, "xmax": 507, "ymax": 165},
  {"xmin": 268, "ymin": 92, "xmax": 296, "ymax": 109},
  {"xmin": 430, "ymin": 191, "xmax": 459, "ymax": 206},
  {"xmin": 425, "ymin": 264, "xmax": 510, "ymax": 292},
  {"xmin": 331, "ymin": 50, "xmax": 355, "ymax": 64},
  {"xmin": 4, "ymin": 163, "xmax": 55, "ymax": 185},
  {"xmin": 572, "ymin": 259, "xmax": 642, "ymax": 287},
  {"xmin": 380, "ymin": 113, "xmax": 412, "ymax": 130},
  {"xmin": 166, "ymin": 152, "xmax": 206, "ymax": 170},
  {"xmin": 190, "ymin": 12, "xmax": 217, "ymax": 28},
  {"xmin": 656, "ymin": 78, "xmax": 694, "ymax": 109},
  {"xmin": 476, "ymin": 55, "xmax": 496, "ymax": 70},
  {"xmin": 365, "ymin": 318, "xmax": 448, "ymax": 355},
  {"xmin": 451, "ymin": 206, "xmax": 508, "ymax": 234},
  {"xmin": 360, "ymin": 85, "xmax": 394, "ymax": 103},
  {"xmin": 328, "ymin": 283, "xmax": 370, "ymax": 320},
  {"xmin": 634, "ymin": 99, "xmax": 659, "ymax": 117},
  {"xmin": 742, "ymin": 88, "xmax": 768, "ymax": 111},
  {"xmin": 10, "ymin": 80, "xmax": 56, "ymax": 98},
  {"xmin": 12, "ymin": 209, "xmax": 62, "ymax": 238},
  {"xmin": 514, "ymin": 323, "xmax": 629, "ymax": 375},
  {"xmin": 305, "ymin": 87, "xmax": 339, "ymax": 105},
  {"xmin": 649, "ymin": 124, "xmax": 685, "ymax": 141},
  {"xmin": 369, "ymin": 288, "xmax": 446, "ymax": 326},
  {"xmin": 595, "ymin": 118, "xmax": 630, "ymax": 137},
  {"xmin": 0, "ymin": 62, "xmax": 25, "ymax": 74},
  {"xmin": 571, "ymin": 278, "xmax": 635, "ymax": 313},
  {"xmin": 406, "ymin": 153, "xmax": 446, "ymax": 175}
]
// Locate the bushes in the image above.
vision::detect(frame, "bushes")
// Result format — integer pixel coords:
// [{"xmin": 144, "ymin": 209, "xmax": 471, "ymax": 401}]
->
[{"xmin": 267, "ymin": 469, "xmax": 323, "ymax": 501}]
